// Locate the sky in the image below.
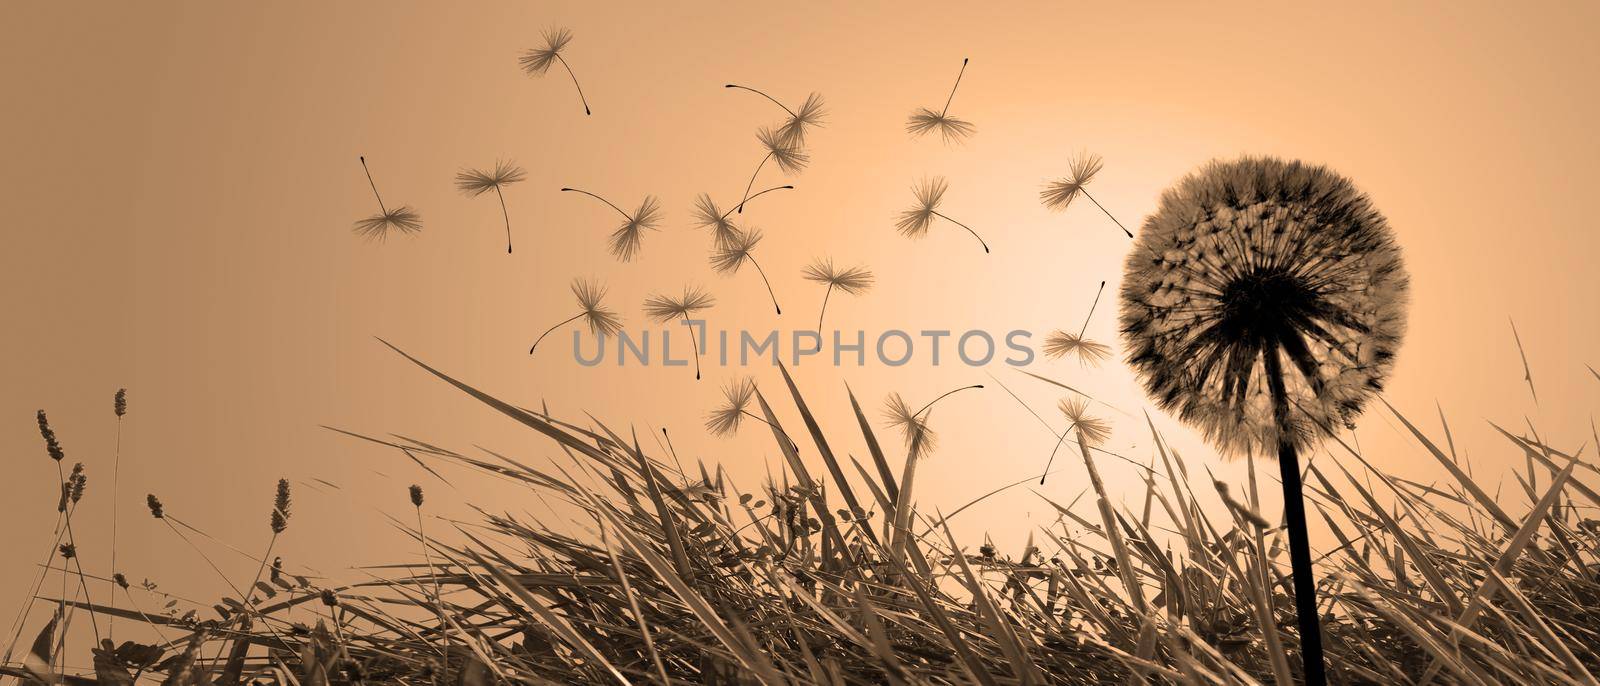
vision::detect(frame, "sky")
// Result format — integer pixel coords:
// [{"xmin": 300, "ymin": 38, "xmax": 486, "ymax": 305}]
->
[{"xmin": 3, "ymin": 0, "xmax": 1598, "ymax": 654}]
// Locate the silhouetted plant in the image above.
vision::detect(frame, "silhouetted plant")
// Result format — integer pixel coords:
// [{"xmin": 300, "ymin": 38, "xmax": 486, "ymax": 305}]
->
[
  {"xmin": 896, "ymin": 176, "xmax": 988, "ymax": 253},
  {"xmin": 1119, "ymin": 155, "xmax": 1409, "ymax": 686},
  {"xmin": 456, "ymin": 160, "xmax": 527, "ymax": 254},
  {"xmin": 561, "ymin": 188, "xmax": 662, "ymax": 262},
  {"xmin": 1041, "ymin": 152, "xmax": 1131, "ymax": 238},
  {"xmin": 1044, "ymin": 280, "xmax": 1111, "ymax": 366},
  {"xmin": 737, "ymin": 127, "xmax": 808, "ymax": 214},
  {"xmin": 801, "ymin": 258, "xmax": 873, "ymax": 333},
  {"xmin": 529, "ymin": 278, "xmax": 624, "ymax": 356},
  {"xmin": 906, "ymin": 58, "xmax": 974, "ymax": 143},
  {"xmin": 882, "ymin": 384, "xmax": 983, "ymax": 555},
  {"xmin": 724, "ymin": 85, "xmax": 826, "ymax": 147},
  {"xmin": 519, "ymin": 27, "xmax": 591, "ymax": 116},
  {"xmin": 643, "ymin": 285, "xmax": 716, "ymax": 380},
  {"xmin": 709, "ymin": 226, "xmax": 783, "ymax": 315},
  {"xmin": 705, "ymin": 377, "xmax": 757, "ymax": 437},
  {"xmin": 353, "ymin": 156, "xmax": 422, "ymax": 241}
]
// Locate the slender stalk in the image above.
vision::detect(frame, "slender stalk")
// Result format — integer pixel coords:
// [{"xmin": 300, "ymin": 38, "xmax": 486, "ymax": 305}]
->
[
  {"xmin": 494, "ymin": 186, "xmax": 514, "ymax": 253},
  {"xmin": 107, "ymin": 415, "xmax": 122, "ymax": 640},
  {"xmin": 815, "ymin": 284, "xmax": 834, "ymax": 334},
  {"xmin": 681, "ymin": 316, "xmax": 703, "ymax": 380},
  {"xmin": 417, "ymin": 506, "xmax": 448, "ymax": 655},
  {"xmin": 1077, "ymin": 281, "xmax": 1106, "ymax": 338},
  {"xmin": 932, "ymin": 211, "xmax": 989, "ymax": 253},
  {"xmin": 1264, "ymin": 346, "xmax": 1328, "ymax": 686},
  {"xmin": 891, "ymin": 384, "xmax": 983, "ymax": 556},
  {"xmin": 598, "ymin": 521, "xmax": 671, "ymax": 686},
  {"xmin": 359, "ymin": 156, "xmax": 387, "ymax": 214},
  {"xmin": 554, "ymin": 54, "xmax": 591, "ymax": 115},
  {"xmin": 561, "ymin": 188, "xmax": 630, "ymax": 220},
  {"xmin": 724, "ymin": 84, "xmax": 797, "ymax": 118},
  {"xmin": 1076, "ymin": 426, "xmax": 1145, "ymax": 615},
  {"xmin": 720, "ymin": 185, "xmax": 792, "ymax": 221},
  {"xmin": 56, "ymin": 463, "xmax": 100, "ymax": 645},
  {"xmin": 736, "ymin": 153, "xmax": 773, "ymax": 214},
  {"xmin": 939, "ymin": 58, "xmax": 969, "ymax": 117},
  {"xmin": 1038, "ymin": 421, "xmax": 1079, "ymax": 485},
  {"xmin": 530, "ymin": 312, "xmax": 586, "ymax": 355},
  {"xmin": 746, "ymin": 255, "xmax": 782, "ymax": 315},
  {"xmin": 1080, "ymin": 189, "xmax": 1132, "ymax": 238}
]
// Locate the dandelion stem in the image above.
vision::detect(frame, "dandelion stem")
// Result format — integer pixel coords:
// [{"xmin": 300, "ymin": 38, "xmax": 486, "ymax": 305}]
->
[
  {"xmin": 939, "ymin": 58, "xmax": 969, "ymax": 117},
  {"xmin": 1077, "ymin": 281, "xmax": 1106, "ymax": 339},
  {"xmin": 736, "ymin": 153, "xmax": 774, "ymax": 214},
  {"xmin": 724, "ymin": 84, "xmax": 797, "ymax": 119},
  {"xmin": 530, "ymin": 312, "xmax": 586, "ymax": 355},
  {"xmin": 495, "ymin": 185, "xmax": 514, "ymax": 254},
  {"xmin": 1038, "ymin": 421, "xmax": 1081, "ymax": 485},
  {"xmin": 746, "ymin": 254, "xmax": 782, "ymax": 315},
  {"xmin": 915, "ymin": 384, "xmax": 984, "ymax": 419},
  {"xmin": 561, "ymin": 188, "xmax": 630, "ymax": 221},
  {"xmin": 359, "ymin": 156, "xmax": 388, "ymax": 215},
  {"xmin": 1080, "ymin": 189, "xmax": 1132, "ymax": 238},
  {"xmin": 1264, "ymin": 347, "xmax": 1328, "ymax": 686},
  {"xmin": 932, "ymin": 211, "xmax": 989, "ymax": 253},
  {"xmin": 720, "ymin": 185, "xmax": 793, "ymax": 221},
  {"xmin": 816, "ymin": 284, "xmax": 834, "ymax": 335},
  {"xmin": 682, "ymin": 316, "xmax": 703, "ymax": 381},
  {"xmin": 554, "ymin": 54, "xmax": 591, "ymax": 115}
]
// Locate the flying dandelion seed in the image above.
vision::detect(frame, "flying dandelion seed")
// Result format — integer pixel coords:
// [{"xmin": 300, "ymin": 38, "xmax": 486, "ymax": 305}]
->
[
  {"xmin": 643, "ymin": 285, "xmax": 716, "ymax": 380},
  {"xmin": 456, "ymin": 160, "xmax": 527, "ymax": 254},
  {"xmin": 736, "ymin": 127, "xmax": 808, "ymax": 214},
  {"xmin": 561, "ymin": 188, "xmax": 662, "ymax": 262},
  {"xmin": 353, "ymin": 156, "xmax": 422, "ymax": 241},
  {"xmin": 709, "ymin": 226, "xmax": 783, "ymax": 315},
  {"xmin": 1041, "ymin": 152, "xmax": 1132, "ymax": 238},
  {"xmin": 705, "ymin": 377, "xmax": 757, "ymax": 437},
  {"xmin": 1119, "ymin": 155, "xmax": 1409, "ymax": 685},
  {"xmin": 1044, "ymin": 280, "xmax": 1112, "ymax": 366},
  {"xmin": 882, "ymin": 384, "xmax": 983, "ymax": 554},
  {"xmin": 693, "ymin": 187, "xmax": 793, "ymax": 250},
  {"xmin": 724, "ymin": 85, "xmax": 827, "ymax": 148},
  {"xmin": 1038, "ymin": 396, "xmax": 1110, "ymax": 485},
  {"xmin": 529, "ymin": 278, "xmax": 624, "ymax": 356},
  {"xmin": 906, "ymin": 58, "xmax": 975, "ymax": 143},
  {"xmin": 895, "ymin": 176, "xmax": 989, "ymax": 253},
  {"xmin": 801, "ymin": 258, "xmax": 874, "ymax": 333},
  {"xmin": 519, "ymin": 27, "xmax": 591, "ymax": 115}
]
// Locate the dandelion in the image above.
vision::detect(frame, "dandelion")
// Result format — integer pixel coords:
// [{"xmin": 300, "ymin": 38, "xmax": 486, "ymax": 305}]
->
[
  {"xmin": 643, "ymin": 285, "xmax": 717, "ymax": 380},
  {"xmin": 1038, "ymin": 396, "xmax": 1110, "ymax": 485},
  {"xmin": 710, "ymin": 227, "xmax": 783, "ymax": 315},
  {"xmin": 456, "ymin": 160, "xmax": 527, "ymax": 254},
  {"xmin": 895, "ymin": 176, "xmax": 988, "ymax": 253},
  {"xmin": 353, "ymin": 156, "xmax": 423, "ymax": 240},
  {"xmin": 882, "ymin": 384, "xmax": 983, "ymax": 554},
  {"xmin": 736, "ymin": 127, "xmax": 808, "ymax": 214},
  {"xmin": 560, "ymin": 188, "xmax": 663, "ymax": 262},
  {"xmin": 705, "ymin": 377, "xmax": 757, "ymax": 437},
  {"xmin": 529, "ymin": 278, "xmax": 624, "ymax": 356},
  {"xmin": 1041, "ymin": 152, "xmax": 1131, "ymax": 238},
  {"xmin": 801, "ymin": 258, "xmax": 873, "ymax": 333},
  {"xmin": 519, "ymin": 27, "xmax": 591, "ymax": 115},
  {"xmin": 1119, "ymin": 155, "xmax": 1409, "ymax": 685},
  {"xmin": 724, "ymin": 85, "xmax": 827, "ymax": 147},
  {"xmin": 1044, "ymin": 280, "xmax": 1112, "ymax": 366},
  {"xmin": 906, "ymin": 58, "xmax": 975, "ymax": 143}
]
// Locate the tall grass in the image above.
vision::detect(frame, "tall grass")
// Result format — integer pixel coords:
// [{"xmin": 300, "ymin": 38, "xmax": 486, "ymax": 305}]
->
[{"xmin": 6, "ymin": 348, "xmax": 1598, "ymax": 685}]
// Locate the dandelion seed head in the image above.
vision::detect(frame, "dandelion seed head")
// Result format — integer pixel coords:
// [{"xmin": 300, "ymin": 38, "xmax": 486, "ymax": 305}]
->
[
  {"xmin": 455, "ymin": 160, "xmax": 527, "ymax": 197},
  {"xmin": 519, "ymin": 27, "xmax": 573, "ymax": 75},
  {"xmin": 757, "ymin": 127, "xmax": 809, "ymax": 175},
  {"xmin": 777, "ymin": 92, "xmax": 827, "ymax": 148},
  {"xmin": 706, "ymin": 377, "xmax": 757, "ymax": 437},
  {"xmin": 1043, "ymin": 331, "xmax": 1112, "ymax": 366},
  {"xmin": 905, "ymin": 108, "xmax": 975, "ymax": 144},
  {"xmin": 882, "ymin": 393, "xmax": 937, "ymax": 454},
  {"xmin": 801, "ymin": 258, "xmax": 874, "ymax": 295},
  {"xmin": 693, "ymin": 194, "xmax": 744, "ymax": 249},
  {"xmin": 643, "ymin": 285, "xmax": 716, "ymax": 323},
  {"xmin": 571, "ymin": 278, "xmax": 624, "ymax": 338},
  {"xmin": 1040, "ymin": 152, "xmax": 1104, "ymax": 211},
  {"xmin": 1119, "ymin": 156, "xmax": 1408, "ymax": 457},
  {"xmin": 609, "ymin": 195, "xmax": 662, "ymax": 262},
  {"xmin": 353, "ymin": 207, "xmax": 423, "ymax": 241},
  {"xmin": 1058, "ymin": 397, "xmax": 1111, "ymax": 447},
  {"xmin": 894, "ymin": 177, "xmax": 948, "ymax": 238},
  {"xmin": 710, "ymin": 226, "xmax": 763, "ymax": 275}
]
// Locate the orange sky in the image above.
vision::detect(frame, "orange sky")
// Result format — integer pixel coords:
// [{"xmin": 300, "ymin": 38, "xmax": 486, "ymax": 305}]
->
[{"xmin": 4, "ymin": 0, "xmax": 1599, "ymax": 647}]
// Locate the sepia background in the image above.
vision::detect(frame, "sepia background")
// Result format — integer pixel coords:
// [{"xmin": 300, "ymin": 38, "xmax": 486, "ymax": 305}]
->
[{"xmin": 3, "ymin": 0, "xmax": 1598, "ymax": 643}]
